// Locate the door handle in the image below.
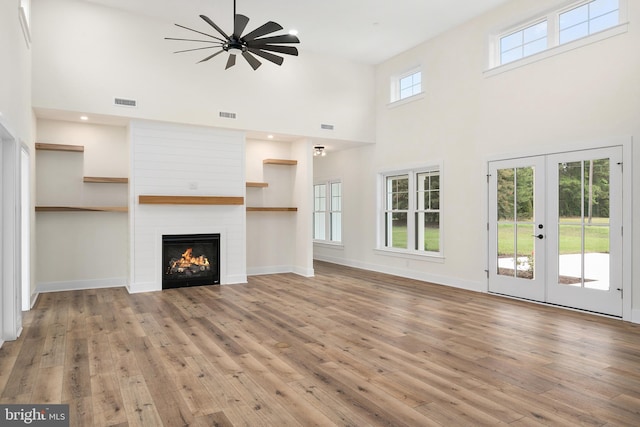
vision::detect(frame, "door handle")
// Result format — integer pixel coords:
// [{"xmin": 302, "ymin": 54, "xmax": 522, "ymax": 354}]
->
[{"xmin": 532, "ymin": 234, "xmax": 544, "ymax": 239}]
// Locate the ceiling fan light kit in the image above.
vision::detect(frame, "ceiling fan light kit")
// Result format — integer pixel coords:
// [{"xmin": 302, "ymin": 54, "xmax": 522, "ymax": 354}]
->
[{"xmin": 166, "ymin": 0, "xmax": 300, "ymax": 70}]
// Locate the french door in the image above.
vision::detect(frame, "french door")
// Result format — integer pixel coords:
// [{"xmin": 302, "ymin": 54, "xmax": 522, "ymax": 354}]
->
[{"xmin": 488, "ymin": 147, "xmax": 623, "ymax": 317}]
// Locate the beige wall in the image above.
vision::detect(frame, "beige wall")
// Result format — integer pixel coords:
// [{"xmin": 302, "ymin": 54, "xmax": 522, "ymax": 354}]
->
[{"xmin": 315, "ymin": 0, "xmax": 640, "ymax": 320}]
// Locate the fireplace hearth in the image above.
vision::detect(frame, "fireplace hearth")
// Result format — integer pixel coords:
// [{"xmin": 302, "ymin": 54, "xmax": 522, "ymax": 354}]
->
[{"xmin": 162, "ymin": 233, "xmax": 220, "ymax": 289}]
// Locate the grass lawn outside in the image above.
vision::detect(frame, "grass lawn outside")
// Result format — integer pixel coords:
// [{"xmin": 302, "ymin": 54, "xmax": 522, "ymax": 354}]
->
[
  {"xmin": 388, "ymin": 217, "xmax": 609, "ymax": 256},
  {"xmin": 497, "ymin": 220, "xmax": 609, "ymax": 256}
]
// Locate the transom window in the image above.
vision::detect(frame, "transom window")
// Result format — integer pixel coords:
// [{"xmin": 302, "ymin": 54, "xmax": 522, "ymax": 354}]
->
[
  {"xmin": 390, "ymin": 67, "xmax": 422, "ymax": 103},
  {"xmin": 500, "ymin": 21, "xmax": 547, "ymax": 64},
  {"xmin": 381, "ymin": 167, "xmax": 441, "ymax": 255},
  {"xmin": 314, "ymin": 180, "xmax": 342, "ymax": 243},
  {"xmin": 495, "ymin": 0, "xmax": 623, "ymax": 67},
  {"xmin": 559, "ymin": 0, "xmax": 619, "ymax": 44}
]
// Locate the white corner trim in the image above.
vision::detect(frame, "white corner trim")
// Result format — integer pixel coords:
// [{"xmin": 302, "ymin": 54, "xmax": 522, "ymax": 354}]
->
[{"xmin": 18, "ymin": 6, "xmax": 31, "ymax": 47}]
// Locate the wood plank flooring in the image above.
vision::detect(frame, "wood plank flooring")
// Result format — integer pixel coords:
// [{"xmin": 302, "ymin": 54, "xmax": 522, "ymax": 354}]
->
[{"xmin": 1, "ymin": 261, "xmax": 639, "ymax": 426}]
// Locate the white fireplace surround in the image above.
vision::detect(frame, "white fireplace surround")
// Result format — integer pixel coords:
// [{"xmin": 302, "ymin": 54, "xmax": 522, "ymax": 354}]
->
[{"xmin": 128, "ymin": 120, "xmax": 247, "ymax": 293}]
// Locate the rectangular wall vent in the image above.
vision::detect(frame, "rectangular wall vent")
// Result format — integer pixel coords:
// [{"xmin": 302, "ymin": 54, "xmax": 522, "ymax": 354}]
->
[
  {"xmin": 320, "ymin": 123, "xmax": 334, "ymax": 130},
  {"xmin": 114, "ymin": 97, "xmax": 137, "ymax": 107},
  {"xmin": 219, "ymin": 111, "xmax": 237, "ymax": 119}
]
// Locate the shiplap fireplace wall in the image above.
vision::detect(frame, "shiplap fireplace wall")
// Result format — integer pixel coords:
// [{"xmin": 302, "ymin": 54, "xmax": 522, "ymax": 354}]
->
[{"xmin": 128, "ymin": 120, "xmax": 247, "ymax": 293}]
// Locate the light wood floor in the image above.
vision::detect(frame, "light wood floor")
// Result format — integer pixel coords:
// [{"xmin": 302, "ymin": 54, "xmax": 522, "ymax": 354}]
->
[{"xmin": 1, "ymin": 261, "xmax": 639, "ymax": 426}]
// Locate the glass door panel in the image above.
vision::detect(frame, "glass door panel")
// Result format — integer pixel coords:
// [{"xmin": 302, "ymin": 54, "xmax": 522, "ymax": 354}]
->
[
  {"xmin": 547, "ymin": 148, "xmax": 622, "ymax": 316},
  {"xmin": 489, "ymin": 157, "xmax": 545, "ymax": 301}
]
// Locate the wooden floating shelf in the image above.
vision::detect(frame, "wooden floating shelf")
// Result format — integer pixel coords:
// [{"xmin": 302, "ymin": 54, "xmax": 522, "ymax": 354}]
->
[
  {"xmin": 139, "ymin": 195, "xmax": 244, "ymax": 205},
  {"xmin": 246, "ymin": 207, "xmax": 298, "ymax": 212},
  {"xmin": 84, "ymin": 176, "xmax": 129, "ymax": 184},
  {"xmin": 246, "ymin": 182, "xmax": 269, "ymax": 188},
  {"xmin": 36, "ymin": 206, "xmax": 128, "ymax": 212},
  {"xmin": 35, "ymin": 143, "xmax": 84, "ymax": 152},
  {"xmin": 263, "ymin": 159, "xmax": 298, "ymax": 166}
]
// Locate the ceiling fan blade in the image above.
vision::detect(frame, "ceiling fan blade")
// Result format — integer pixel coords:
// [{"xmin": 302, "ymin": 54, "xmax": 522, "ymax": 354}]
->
[
  {"xmin": 174, "ymin": 45, "xmax": 222, "ymax": 54},
  {"xmin": 250, "ymin": 44, "xmax": 298, "ymax": 56},
  {"xmin": 247, "ymin": 48, "xmax": 284, "ymax": 66},
  {"xmin": 197, "ymin": 49, "xmax": 225, "ymax": 63},
  {"xmin": 250, "ymin": 34, "xmax": 300, "ymax": 45},
  {"xmin": 174, "ymin": 23, "xmax": 225, "ymax": 43},
  {"xmin": 234, "ymin": 14, "xmax": 250, "ymax": 38},
  {"xmin": 241, "ymin": 21, "xmax": 283, "ymax": 42},
  {"xmin": 165, "ymin": 37, "xmax": 220, "ymax": 44},
  {"xmin": 226, "ymin": 54, "xmax": 236, "ymax": 69},
  {"xmin": 200, "ymin": 15, "xmax": 229, "ymax": 40},
  {"xmin": 242, "ymin": 51, "xmax": 262, "ymax": 70}
]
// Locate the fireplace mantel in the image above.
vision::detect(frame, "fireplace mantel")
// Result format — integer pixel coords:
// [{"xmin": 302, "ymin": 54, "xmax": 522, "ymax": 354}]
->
[{"xmin": 138, "ymin": 195, "xmax": 244, "ymax": 205}]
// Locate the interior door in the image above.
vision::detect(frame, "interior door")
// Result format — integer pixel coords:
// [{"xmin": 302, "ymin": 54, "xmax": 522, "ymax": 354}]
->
[
  {"xmin": 488, "ymin": 156, "xmax": 546, "ymax": 301},
  {"xmin": 488, "ymin": 147, "xmax": 623, "ymax": 317},
  {"xmin": 546, "ymin": 147, "xmax": 623, "ymax": 316}
]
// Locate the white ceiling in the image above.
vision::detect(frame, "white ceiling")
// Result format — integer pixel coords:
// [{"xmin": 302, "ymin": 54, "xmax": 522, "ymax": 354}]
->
[{"xmin": 81, "ymin": 0, "xmax": 511, "ymax": 65}]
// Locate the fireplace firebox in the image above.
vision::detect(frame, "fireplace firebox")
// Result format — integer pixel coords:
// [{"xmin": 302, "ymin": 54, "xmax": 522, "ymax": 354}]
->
[{"xmin": 162, "ymin": 233, "xmax": 220, "ymax": 289}]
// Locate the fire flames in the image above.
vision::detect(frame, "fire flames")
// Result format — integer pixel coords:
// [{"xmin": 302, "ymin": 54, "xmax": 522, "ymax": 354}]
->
[{"xmin": 167, "ymin": 247, "xmax": 210, "ymax": 275}]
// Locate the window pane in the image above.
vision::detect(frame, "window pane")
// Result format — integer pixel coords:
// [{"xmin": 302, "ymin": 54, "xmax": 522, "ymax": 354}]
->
[
  {"xmin": 523, "ymin": 21, "xmax": 547, "ymax": 43},
  {"xmin": 501, "ymin": 47, "xmax": 523, "ymax": 64},
  {"xmin": 386, "ymin": 212, "xmax": 407, "ymax": 249},
  {"xmin": 590, "ymin": 11, "xmax": 619, "ymax": 33},
  {"xmin": 497, "ymin": 168, "xmax": 515, "ymax": 221},
  {"xmin": 560, "ymin": 4, "xmax": 589, "ymax": 30},
  {"xmin": 516, "ymin": 224, "xmax": 535, "ymax": 279},
  {"xmin": 401, "ymin": 88, "xmax": 414, "ymax": 99},
  {"xmin": 590, "ymin": 0, "xmax": 618, "ymax": 18},
  {"xmin": 501, "ymin": 31, "xmax": 522, "ymax": 52},
  {"xmin": 400, "ymin": 75, "xmax": 412, "ymax": 90},
  {"xmin": 516, "ymin": 167, "xmax": 534, "ymax": 222},
  {"xmin": 330, "ymin": 212, "xmax": 342, "ymax": 242},
  {"xmin": 399, "ymin": 71, "xmax": 421, "ymax": 100},
  {"xmin": 497, "ymin": 222, "xmax": 515, "ymax": 276},
  {"xmin": 314, "ymin": 212, "xmax": 326, "ymax": 240},
  {"xmin": 431, "ymin": 190, "xmax": 440, "ymax": 210},
  {"xmin": 416, "ymin": 212, "xmax": 440, "ymax": 252},
  {"xmin": 560, "ymin": 22, "xmax": 589, "ymax": 43},
  {"xmin": 559, "ymin": 161, "xmax": 583, "ymax": 220},
  {"xmin": 331, "ymin": 182, "xmax": 342, "ymax": 211},
  {"xmin": 523, "ymin": 38, "xmax": 547, "ymax": 56},
  {"xmin": 387, "ymin": 176, "xmax": 409, "ymax": 210}
]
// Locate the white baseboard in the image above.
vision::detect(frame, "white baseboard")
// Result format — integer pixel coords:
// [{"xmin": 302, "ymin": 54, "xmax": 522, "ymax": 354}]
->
[
  {"xmin": 293, "ymin": 265, "xmax": 315, "ymax": 278},
  {"xmin": 247, "ymin": 265, "xmax": 315, "ymax": 278},
  {"xmin": 36, "ymin": 277, "xmax": 127, "ymax": 294},
  {"xmin": 247, "ymin": 265, "xmax": 294, "ymax": 276},
  {"xmin": 127, "ymin": 281, "xmax": 160, "ymax": 294},
  {"xmin": 313, "ymin": 254, "xmax": 484, "ymax": 293},
  {"xmin": 30, "ymin": 292, "xmax": 39, "ymax": 309},
  {"xmin": 631, "ymin": 308, "xmax": 640, "ymax": 324},
  {"xmin": 224, "ymin": 274, "xmax": 248, "ymax": 285}
]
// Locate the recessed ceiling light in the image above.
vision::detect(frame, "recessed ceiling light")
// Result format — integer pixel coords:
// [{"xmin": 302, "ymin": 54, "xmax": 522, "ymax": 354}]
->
[
  {"xmin": 289, "ymin": 29, "xmax": 298, "ymax": 36},
  {"xmin": 80, "ymin": 116, "xmax": 89, "ymax": 121},
  {"xmin": 267, "ymin": 134, "xmax": 274, "ymax": 139}
]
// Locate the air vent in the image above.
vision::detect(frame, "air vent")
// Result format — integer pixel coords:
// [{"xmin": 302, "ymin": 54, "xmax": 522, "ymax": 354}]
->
[
  {"xmin": 114, "ymin": 97, "xmax": 137, "ymax": 107},
  {"xmin": 219, "ymin": 111, "xmax": 237, "ymax": 119},
  {"xmin": 320, "ymin": 124, "xmax": 334, "ymax": 130}
]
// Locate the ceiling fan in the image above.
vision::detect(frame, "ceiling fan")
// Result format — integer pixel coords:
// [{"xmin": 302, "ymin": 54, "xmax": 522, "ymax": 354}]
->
[{"xmin": 165, "ymin": 0, "xmax": 300, "ymax": 70}]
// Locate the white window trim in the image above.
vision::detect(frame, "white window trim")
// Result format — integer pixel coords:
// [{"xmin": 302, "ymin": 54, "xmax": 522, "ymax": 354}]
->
[
  {"xmin": 486, "ymin": 0, "xmax": 628, "ymax": 75},
  {"xmin": 376, "ymin": 163, "xmax": 444, "ymax": 260},
  {"xmin": 313, "ymin": 179, "xmax": 342, "ymax": 244},
  {"xmin": 389, "ymin": 66, "xmax": 424, "ymax": 105}
]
